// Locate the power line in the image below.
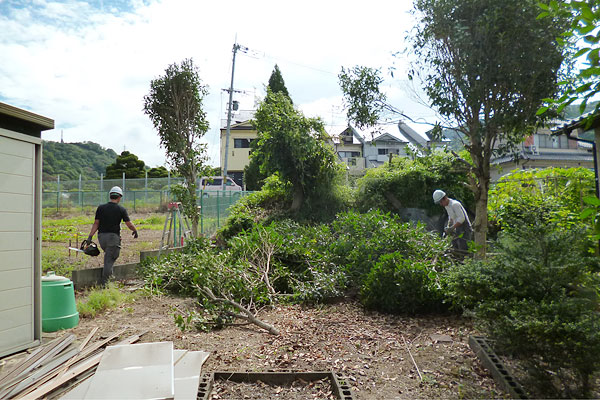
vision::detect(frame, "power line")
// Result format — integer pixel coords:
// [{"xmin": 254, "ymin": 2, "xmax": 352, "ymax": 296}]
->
[{"xmin": 240, "ymin": 46, "xmax": 338, "ymax": 76}]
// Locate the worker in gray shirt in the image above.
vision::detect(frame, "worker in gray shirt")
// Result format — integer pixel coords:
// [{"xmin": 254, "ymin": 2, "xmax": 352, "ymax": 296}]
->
[
  {"xmin": 433, "ymin": 189, "xmax": 472, "ymax": 252},
  {"xmin": 86, "ymin": 186, "xmax": 138, "ymax": 285}
]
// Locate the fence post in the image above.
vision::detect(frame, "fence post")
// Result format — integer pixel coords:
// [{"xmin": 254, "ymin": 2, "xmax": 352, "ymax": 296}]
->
[
  {"xmin": 100, "ymin": 173, "xmax": 103, "ymax": 204},
  {"xmin": 145, "ymin": 171, "xmax": 148, "ymax": 204},
  {"xmin": 122, "ymin": 172, "xmax": 125, "ymax": 195},
  {"xmin": 57, "ymin": 174, "xmax": 60, "ymax": 212},
  {"xmin": 133, "ymin": 191, "xmax": 136, "ymax": 213},
  {"xmin": 79, "ymin": 174, "xmax": 82, "ymax": 211},
  {"xmin": 200, "ymin": 193, "xmax": 204, "ymax": 235},
  {"xmin": 217, "ymin": 192, "xmax": 220, "ymax": 228}
]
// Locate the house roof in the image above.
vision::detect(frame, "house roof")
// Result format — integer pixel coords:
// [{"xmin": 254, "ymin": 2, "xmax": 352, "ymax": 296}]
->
[
  {"xmin": 354, "ymin": 124, "xmax": 409, "ymax": 143},
  {"xmin": 398, "ymin": 123, "xmax": 428, "ymax": 148},
  {"xmin": 551, "ymin": 109, "xmax": 600, "ymax": 137},
  {"xmin": 492, "ymin": 151, "xmax": 594, "ymax": 164},
  {"xmin": 0, "ymin": 102, "xmax": 54, "ymax": 138}
]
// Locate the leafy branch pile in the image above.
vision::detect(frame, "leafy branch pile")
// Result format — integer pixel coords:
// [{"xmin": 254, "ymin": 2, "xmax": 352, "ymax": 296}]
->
[{"xmin": 141, "ymin": 210, "xmax": 453, "ymax": 334}]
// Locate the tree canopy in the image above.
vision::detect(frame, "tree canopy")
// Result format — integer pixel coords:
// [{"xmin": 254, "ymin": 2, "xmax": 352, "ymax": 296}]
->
[
  {"xmin": 539, "ymin": 0, "xmax": 600, "ymax": 117},
  {"xmin": 105, "ymin": 151, "xmax": 146, "ymax": 179},
  {"xmin": 340, "ymin": 0, "xmax": 568, "ymax": 255},
  {"xmin": 408, "ymin": 0, "xmax": 568, "ymax": 254},
  {"xmin": 251, "ymin": 90, "xmax": 339, "ymax": 212},
  {"xmin": 267, "ymin": 64, "xmax": 292, "ymax": 103},
  {"xmin": 143, "ymin": 58, "xmax": 210, "ymax": 236}
]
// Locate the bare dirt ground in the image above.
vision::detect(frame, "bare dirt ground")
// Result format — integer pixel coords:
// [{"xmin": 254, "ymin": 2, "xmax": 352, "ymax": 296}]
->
[{"xmin": 60, "ymin": 291, "xmax": 505, "ymax": 399}]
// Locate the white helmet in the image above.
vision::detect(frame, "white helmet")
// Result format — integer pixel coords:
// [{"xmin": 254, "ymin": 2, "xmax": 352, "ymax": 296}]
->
[
  {"xmin": 432, "ymin": 189, "xmax": 446, "ymax": 204},
  {"xmin": 109, "ymin": 186, "xmax": 123, "ymax": 197}
]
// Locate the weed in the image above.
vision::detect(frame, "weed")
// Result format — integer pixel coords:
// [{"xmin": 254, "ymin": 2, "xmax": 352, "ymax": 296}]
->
[
  {"xmin": 77, "ymin": 284, "xmax": 138, "ymax": 318},
  {"xmin": 42, "ymin": 248, "xmax": 84, "ymax": 277},
  {"xmin": 132, "ymin": 215, "xmax": 166, "ymax": 230}
]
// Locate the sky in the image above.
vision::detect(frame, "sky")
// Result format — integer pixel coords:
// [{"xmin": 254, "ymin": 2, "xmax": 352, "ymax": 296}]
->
[{"xmin": 0, "ymin": 0, "xmax": 438, "ymax": 168}]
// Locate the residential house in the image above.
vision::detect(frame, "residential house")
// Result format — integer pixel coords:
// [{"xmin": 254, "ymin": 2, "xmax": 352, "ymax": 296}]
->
[
  {"xmin": 219, "ymin": 119, "xmax": 427, "ymax": 184},
  {"xmin": 328, "ymin": 126, "xmax": 365, "ymax": 175},
  {"xmin": 219, "ymin": 120, "xmax": 256, "ymax": 187},
  {"xmin": 359, "ymin": 124, "xmax": 411, "ymax": 168},
  {"xmin": 431, "ymin": 124, "xmax": 593, "ymax": 181}
]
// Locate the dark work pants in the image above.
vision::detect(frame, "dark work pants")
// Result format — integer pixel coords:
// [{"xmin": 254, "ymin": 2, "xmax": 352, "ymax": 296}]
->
[
  {"xmin": 452, "ymin": 225, "xmax": 473, "ymax": 252},
  {"xmin": 98, "ymin": 232, "xmax": 121, "ymax": 285}
]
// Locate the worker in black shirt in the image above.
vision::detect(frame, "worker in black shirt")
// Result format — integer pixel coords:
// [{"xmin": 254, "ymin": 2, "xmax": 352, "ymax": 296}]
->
[{"xmin": 86, "ymin": 186, "xmax": 138, "ymax": 285}]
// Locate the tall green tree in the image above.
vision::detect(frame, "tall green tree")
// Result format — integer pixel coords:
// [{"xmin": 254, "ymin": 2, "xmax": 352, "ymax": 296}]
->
[
  {"xmin": 251, "ymin": 90, "xmax": 338, "ymax": 212},
  {"xmin": 340, "ymin": 0, "xmax": 568, "ymax": 255},
  {"xmin": 245, "ymin": 65, "xmax": 294, "ymax": 191},
  {"xmin": 105, "ymin": 151, "xmax": 146, "ymax": 179},
  {"xmin": 143, "ymin": 58, "xmax": 209, "ymax": 236},
  {"xmin": 267, "ymin": 64, "xmax": 292, "ymax": 103}
]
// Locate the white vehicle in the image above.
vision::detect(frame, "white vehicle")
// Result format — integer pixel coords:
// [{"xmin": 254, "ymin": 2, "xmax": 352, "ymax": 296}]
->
[{"xmin": 199, "ymin": 176, "xmax": 242, "ymax": 195}]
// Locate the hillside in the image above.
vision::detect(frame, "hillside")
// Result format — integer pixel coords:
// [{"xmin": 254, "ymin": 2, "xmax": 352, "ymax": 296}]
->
[{"xmin": 42, "ymin": 140, "xmax": 118, "ymax": 181}]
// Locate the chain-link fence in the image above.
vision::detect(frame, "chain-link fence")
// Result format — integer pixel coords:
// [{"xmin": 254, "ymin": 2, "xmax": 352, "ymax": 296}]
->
[{"xmin": 42, "ymin": 176, "xmax": 253, "ymax": 237}]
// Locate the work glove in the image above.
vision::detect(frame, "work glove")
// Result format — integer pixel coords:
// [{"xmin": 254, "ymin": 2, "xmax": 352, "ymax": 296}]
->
[
  {"xmin": 132, "ymin": 230, "xmax": 138, "ymax": 239},
  {"xmin": 444, "ymin": 226, "xmax": 455, "ymax": 235},
  {"xmin": 86, "ymin": 236, "xmax": 93, "ymax": 245}
]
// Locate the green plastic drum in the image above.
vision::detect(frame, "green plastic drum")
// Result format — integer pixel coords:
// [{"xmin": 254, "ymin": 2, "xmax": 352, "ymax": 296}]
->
[{"xmin": 42, "ymin": 272, "xmax": 79, "ymax": 332}]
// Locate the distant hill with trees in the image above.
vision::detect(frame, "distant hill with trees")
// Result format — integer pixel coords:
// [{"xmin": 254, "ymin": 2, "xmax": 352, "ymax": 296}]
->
[{"xmin": 42, "ymin": 141, "xmax": 118, "ymax": 181}]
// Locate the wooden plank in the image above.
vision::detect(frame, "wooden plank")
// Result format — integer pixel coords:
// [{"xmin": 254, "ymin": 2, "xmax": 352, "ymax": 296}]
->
[
  {"xmin": 2, "ymin": 347, "xmax": 79, "ymax": 398},
  {"xmin": 79, "ymin": 327, "xmax": 99, "ymax": 352},
  {"xmin": 18, "ymin": 333, "xmax": 142, "ymax": 400},
  {"xmin": 0, "ymin": 334, "xmax": 74, "ymax": 388}
]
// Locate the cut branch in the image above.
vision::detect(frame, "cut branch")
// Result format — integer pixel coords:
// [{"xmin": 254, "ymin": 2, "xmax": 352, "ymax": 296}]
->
[{"xmin": 196, "ymin": 285, "xmax": 279, "ymax": 335}]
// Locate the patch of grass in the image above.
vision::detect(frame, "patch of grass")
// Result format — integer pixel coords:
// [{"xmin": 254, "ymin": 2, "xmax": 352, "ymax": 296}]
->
[
  {"xmin": 42, "ymin": 215, "xmax": 94, "ymax": 242},
  {"xmin": 42, "ymin": 248, "xmax": 84, "ymax": 277},
  {"xmin": 77, "ymin": 284, "xmax": 139, "ymax": 318},
  {"xmin": 132, "ymin": 215, "xmax": 166, "ymax": 230}
]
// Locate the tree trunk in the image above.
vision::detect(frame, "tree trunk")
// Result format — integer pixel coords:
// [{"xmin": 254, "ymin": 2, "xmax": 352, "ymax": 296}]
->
[
  {"xmin": 473, "ymin": 176, "xmax": 490, "ymax": 259},
  {"xmin": 189, "ymin": 167, "xmax": 199, "ymax": 237},
  {"xmin": 290, "ymin": 183, "xmax": 304, "ymax": 212}
]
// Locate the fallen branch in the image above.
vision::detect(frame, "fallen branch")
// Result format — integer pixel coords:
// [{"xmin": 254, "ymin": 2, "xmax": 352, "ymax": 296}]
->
[
  {"xmin": 402, "ymin": 335, "xmax": 423, "ymax": 381},
  {"xmin": 196, "ymin": 285, "xmax": 279, "ymax": 335}
]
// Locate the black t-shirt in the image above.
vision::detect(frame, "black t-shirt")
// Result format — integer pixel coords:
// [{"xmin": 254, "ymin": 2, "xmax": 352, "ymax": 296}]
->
[{"xmin": 95, "ymin": 202, "xmax": 130, "ymax": 234}]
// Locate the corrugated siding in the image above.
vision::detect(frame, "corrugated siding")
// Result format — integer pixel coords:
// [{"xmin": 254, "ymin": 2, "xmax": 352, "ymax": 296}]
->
[{"xmin": 0, "ymin": 134, "xmax": 34, "ymax": 352}]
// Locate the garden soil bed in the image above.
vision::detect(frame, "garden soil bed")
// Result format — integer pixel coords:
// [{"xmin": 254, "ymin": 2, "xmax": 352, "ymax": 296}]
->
[{"xmin": 57, "ymin": 289, "xmax": 506, "ymax": 399}]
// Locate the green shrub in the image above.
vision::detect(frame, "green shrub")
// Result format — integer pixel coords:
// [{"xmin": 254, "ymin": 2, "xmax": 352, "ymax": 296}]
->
[
  {"xmin": 354, "ymin": 152, "xmax": 473, "ymax": 216},
  {"xmin": 329, "ymin": 210, "xmax": 450, "ymax": 284},
  {"xmin": 446, "ymin": 215, "xmax": 600, "ymax": 397},
  {"xmin": 216, "ymin": 175, "xmax": 290, "ymax": 241},
  {"xmin": 361, "ymin": 252, "xmax": 449, "ymax": 314},
  {"xmin": 488, "ymin": 167, "xmax": 593, "ymax": 237}
]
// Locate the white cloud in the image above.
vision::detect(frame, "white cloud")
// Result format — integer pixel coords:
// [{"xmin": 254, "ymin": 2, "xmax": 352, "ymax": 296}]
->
[{"xmin": 0, "ymin": 0, "xmax": 437, "ymax": 169}]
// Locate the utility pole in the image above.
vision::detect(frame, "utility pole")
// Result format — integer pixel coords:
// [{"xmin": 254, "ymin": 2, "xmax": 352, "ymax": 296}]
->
[{"xmin": 222, "ymin": 41, "xmax": 247, "ymax": 189}]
